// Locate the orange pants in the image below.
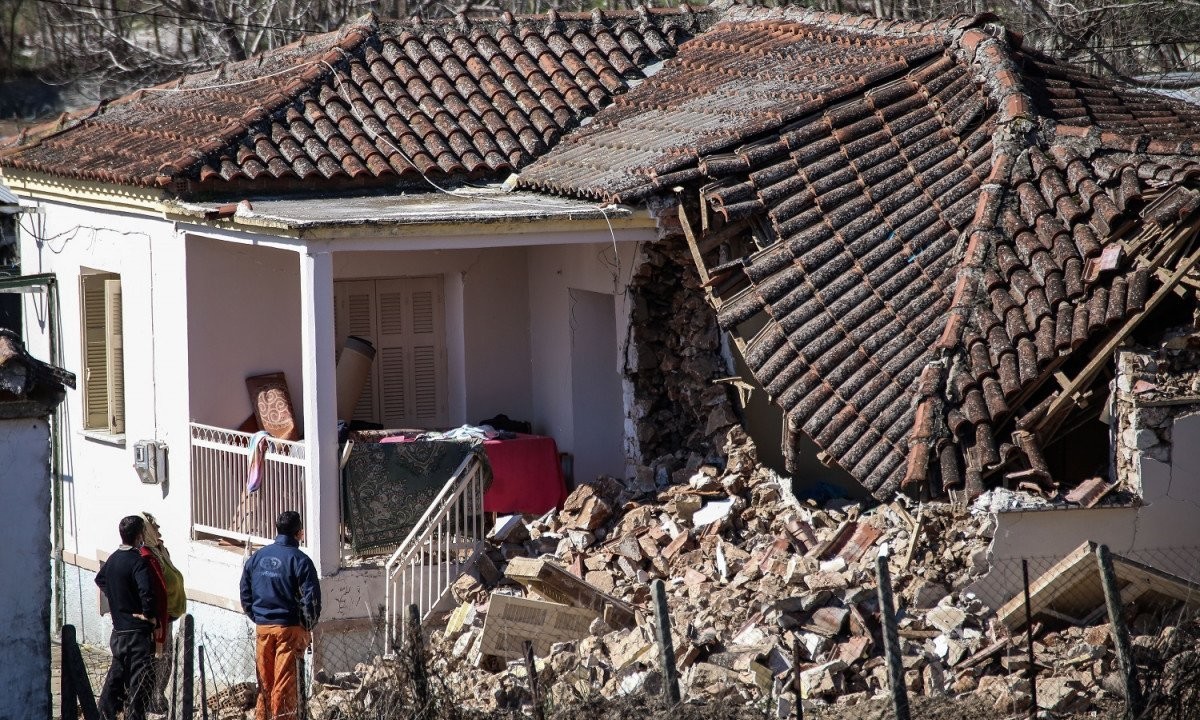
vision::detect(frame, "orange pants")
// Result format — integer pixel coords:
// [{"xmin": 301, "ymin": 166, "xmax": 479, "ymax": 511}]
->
[{"xmin": 254, "ymin": 625, "xmax": 309, "ymax": 720}]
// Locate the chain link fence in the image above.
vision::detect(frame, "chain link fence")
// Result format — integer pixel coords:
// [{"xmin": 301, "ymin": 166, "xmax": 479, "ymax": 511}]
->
[{"xmin": 63, "ymin": 543, "xmax": 1200, "ymax": 720}]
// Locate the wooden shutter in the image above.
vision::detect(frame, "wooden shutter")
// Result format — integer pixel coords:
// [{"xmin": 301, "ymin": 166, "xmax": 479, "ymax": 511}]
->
[
  {"xmin": 334, "ymin": 280, "xmax": 380, "ymax": 424},
  {"xmin": 80, "ymin": 274, "xmax": 109, "ymax": 430},
  {"xmin": 376, "ymin": 282, "xmax": 408, "ymax": 428},
  {"xmin": 408, "ymin": 278, "xmax": 447, "ymax": 427},
  {"xmin": 375, "ymin": 277, "xmax": 447, "ymax": 429},
  {"xmin": 104, "ymin": 278, "xmax": 125, "ymax": 434}
]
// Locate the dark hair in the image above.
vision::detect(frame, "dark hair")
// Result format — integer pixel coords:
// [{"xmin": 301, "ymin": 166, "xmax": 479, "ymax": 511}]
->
[
  {"xmin": 119, "ymin": 515, "xmax": 145, "ymax": 545},
  {"xmin": 276, "ymin": 511, "xmax": 303, "ymax": 537}
]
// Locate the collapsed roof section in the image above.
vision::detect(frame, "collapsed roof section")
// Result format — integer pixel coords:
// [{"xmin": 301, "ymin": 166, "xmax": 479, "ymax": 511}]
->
[
  {"xmin": 526, "ymin": 6, "xmax": 1200, "ymax": 500},
  {"xmin": 0, "ymin": 6, "xmax": 713, "ymax": 195}
]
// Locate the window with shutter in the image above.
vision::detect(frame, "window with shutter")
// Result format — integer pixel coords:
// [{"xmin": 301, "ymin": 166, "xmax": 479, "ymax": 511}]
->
[
  {"xmin": 334, "ymin": 276, "xmax": 447, "ymax": 429},
  {"xmin": 80, "ymin": 271, "xmax": 123, "ymax": 433}
]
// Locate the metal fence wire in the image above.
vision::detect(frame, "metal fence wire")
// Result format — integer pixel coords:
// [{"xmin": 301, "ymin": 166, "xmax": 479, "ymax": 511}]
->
[{"xmin": 62, "ymin": 544, "xmax": 1200, "ymax": 720}]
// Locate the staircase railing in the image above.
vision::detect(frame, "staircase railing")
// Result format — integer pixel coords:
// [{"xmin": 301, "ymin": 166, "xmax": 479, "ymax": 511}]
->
[{"xmin": 384, "ymin": 450, "xmax": 487, "ymax": 651}]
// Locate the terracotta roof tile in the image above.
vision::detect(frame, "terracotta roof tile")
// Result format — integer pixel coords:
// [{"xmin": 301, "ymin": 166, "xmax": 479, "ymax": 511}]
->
[
  {"xmin": 520, "ymin": 7, "xmax": 1200, "ymax": 499},
  {"xmin": 0, "ymin": 7, "xmax": 707, "ymax": 191},
  {"xmin": 6, "ymin": 4, "xmax": 1199, "ymax": 501}
]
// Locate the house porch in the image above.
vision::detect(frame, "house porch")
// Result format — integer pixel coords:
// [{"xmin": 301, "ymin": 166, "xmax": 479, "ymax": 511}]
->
[{"xmin": 181, "ymin": 212, "xmax": 651, "ymax": 577}]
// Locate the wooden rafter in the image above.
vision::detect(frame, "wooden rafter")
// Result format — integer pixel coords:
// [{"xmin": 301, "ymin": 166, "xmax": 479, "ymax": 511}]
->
[{"xmin": 1033, "ymin": 223, "xmax": 1200, "ymax": 438}]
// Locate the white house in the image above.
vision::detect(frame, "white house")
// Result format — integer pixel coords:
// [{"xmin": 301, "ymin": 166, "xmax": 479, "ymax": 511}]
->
[
  {"xmin": 5, "ymin": 1, "xmax": 1200, "ymax": 680},
  {"xmin": 0, "ymin": 7, "xmax": 724, "ymax": 670}
]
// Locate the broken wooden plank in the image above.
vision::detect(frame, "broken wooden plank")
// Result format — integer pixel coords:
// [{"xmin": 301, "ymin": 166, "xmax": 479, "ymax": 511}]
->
[
  {"xmin": 957, "ymin": 637, "xmax": 1010, "ymax": 670},
  {"xmin": 902, "ymin": 506, "xmax": 924, "ymax": 569},
  {"xmin": 676, "ymin": 197, "xmax": 712, "ymax": 287},
  {"xmin": 504, "ymin": 557, "xmax": 638, "ymax": 629}
]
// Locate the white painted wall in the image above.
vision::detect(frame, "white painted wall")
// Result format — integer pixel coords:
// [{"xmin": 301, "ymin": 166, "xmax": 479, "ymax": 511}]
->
[
  {"xmin": 19, "ymin": 200, "xmax": 197, "ymax": 642},
  {"xmin": 186, "ymin": 237, "xmax": 303, "ymax": 428},
  {"xmin": 0, "ymin": 415, "xmax": 52, "ymax": 718},
  {"xmin": 527, "ymin": 241, "xmax": 641, "ymax": 480},
  {"xmin": 17, "ymin": 195, "xmax": 649, "ymax": 643}
]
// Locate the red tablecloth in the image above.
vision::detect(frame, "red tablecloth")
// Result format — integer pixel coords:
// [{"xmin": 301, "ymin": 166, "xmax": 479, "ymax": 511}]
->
[
  {"xmin": 379, "ymin": 433, "xmax": 566, "ymax": 515},
  {"xmin": 479, "ymin": 434, "xmax": 567, "ymax": 515}
]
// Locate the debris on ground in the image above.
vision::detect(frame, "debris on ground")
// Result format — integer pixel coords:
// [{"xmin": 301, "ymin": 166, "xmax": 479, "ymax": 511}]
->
[{"xmin": 307, "ymin": 429, "xmax": 1200, "ymax": 718}]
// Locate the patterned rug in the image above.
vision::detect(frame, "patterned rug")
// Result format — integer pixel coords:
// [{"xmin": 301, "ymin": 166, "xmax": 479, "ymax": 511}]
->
[{"xmin": 342, "ymin": 440, "xmax": 490, "ymax": 554}]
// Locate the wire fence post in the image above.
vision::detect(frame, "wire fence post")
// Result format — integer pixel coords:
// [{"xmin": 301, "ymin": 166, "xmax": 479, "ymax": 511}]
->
[
  {"xmin": 407, "ymin": 603, "xmax": 429, "ymax": 718},
  {"xmin": 651, "ymin": 578, "xmax": 681, "ymax": 707},
  {"xmin": 876, "ymin": 548, "xmax": 910, "ymax": 720},
  {"xmin": 61, "ymin": 624, "xmax": 99, "ymax": 720},
  {"xmin": 1096, "ymin": 544, "xmax": 1143, "ymax": 719},
  {"xmin": 522, "ymin": 640, "xmax": 545, "ymax": 720},
  {"xmin": 180, "ymin": 614, "xmax": 195, "ymax": 720},
  {"xmin": 61, "ymin": 625, "xmax": 78, "ymax": 720},
  {"xmin": 1022, "ymin": 559, "xmax": 1038, "ymax": 718},
  {"xmin": 296, "ymin": 651, "xmax": 308, "ymax": 720},
  {"xmin": 791, "ymin": 636, "xmax": 804, "ymax": 720},
  {"xmin": 197, "ymin": 644, "xmax": 209, "ymax": 720},
  {"xmin": 170, "ymin": 636, "xmax": 179, "ymax": 720}
]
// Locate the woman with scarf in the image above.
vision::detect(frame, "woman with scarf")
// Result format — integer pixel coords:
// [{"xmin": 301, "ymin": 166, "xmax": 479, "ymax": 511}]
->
[{"xmin": 138, "ymin": 512, "xmax": 186, "ymax": 714}]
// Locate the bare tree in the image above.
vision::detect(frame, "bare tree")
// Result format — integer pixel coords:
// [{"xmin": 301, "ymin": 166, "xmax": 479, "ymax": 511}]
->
[{"xmin": 0, "ymin": 0, "xmax": 1196, "ymax": 114}]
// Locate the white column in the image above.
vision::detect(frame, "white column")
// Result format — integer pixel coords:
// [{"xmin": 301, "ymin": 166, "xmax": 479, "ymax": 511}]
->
[{"xmin": 299, "ymin": 247, "xmax": 340, "ymax": 576}]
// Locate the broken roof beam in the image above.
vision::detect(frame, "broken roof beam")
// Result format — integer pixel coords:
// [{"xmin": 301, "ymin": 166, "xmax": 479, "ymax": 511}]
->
[
  {"xmin": 1034, "ymin": 227, "xmax": 1200, "ymax": 438},
  {"xmin": 676, "ymin": 191, "xmax": 713, "ymax": 288},
  {"xmin": 996, "ymin": 541, "xmax": 1200, "ymax": 631}
]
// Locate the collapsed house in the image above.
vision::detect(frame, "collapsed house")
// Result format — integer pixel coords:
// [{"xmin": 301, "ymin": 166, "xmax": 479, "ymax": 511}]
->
[{"xmin": 2, "ymin": 0, "xmax": 1200, "ymax": 696}]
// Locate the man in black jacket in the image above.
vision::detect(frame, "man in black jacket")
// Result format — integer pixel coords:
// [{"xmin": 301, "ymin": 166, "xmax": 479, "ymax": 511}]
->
[
  {"xmin": 240, "ymin": 510, "xmax": 321, "ymax": 720},
  {"xmin": 96, "ymin": 515, "xmax": 158, "ymax": 720}
]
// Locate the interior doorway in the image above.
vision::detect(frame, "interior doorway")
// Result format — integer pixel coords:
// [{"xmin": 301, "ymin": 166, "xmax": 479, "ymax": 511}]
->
[{"xmin": 569, "ymin": 289, "xmax": 625, "ymax": 486}]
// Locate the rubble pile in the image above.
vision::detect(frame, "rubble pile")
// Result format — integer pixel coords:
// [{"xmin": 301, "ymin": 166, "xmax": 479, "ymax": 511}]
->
[
  {"xmin": 625, "ymin": 241, "xmax": 736, "ymax": 466},
  {"xmin": 307, "ymin": 429, "xmax": 1195, "ymax": 717}
]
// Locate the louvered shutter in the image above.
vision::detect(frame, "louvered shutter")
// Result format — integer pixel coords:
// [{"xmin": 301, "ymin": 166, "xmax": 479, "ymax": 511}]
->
[
  {"xmin": 375, "ymin": 277, "xmax": 447, "ymax": 429},
  {"xmin": 104, "ymin": 278, "xmax": 125, "ymax": 434},
  {"xmin": 80, "ymin": 274, "xmax": 109, "ymax": 430},
  {"xmin": 375, "ymin": 282, "xmax": 408, "ymax": 428},
  {"xmin": 334, "ymin": 280, "xmax": 380, "ymax": 424},
  {"xmin": 408, "ymin": 278, "xmax": 447, "ymax": 428}
]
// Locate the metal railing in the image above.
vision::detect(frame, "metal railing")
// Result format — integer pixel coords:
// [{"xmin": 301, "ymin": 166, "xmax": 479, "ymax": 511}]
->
[
  {"xmin": 189, "ymin": 422, "xmax": 308, "ymax": 547},
  {"xmin": 384, "ymin": 451, "xmax": 486, "ymax": 651}
]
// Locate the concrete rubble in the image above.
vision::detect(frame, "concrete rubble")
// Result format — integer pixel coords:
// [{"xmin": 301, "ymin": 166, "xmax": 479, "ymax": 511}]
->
[{"xmin": 306, "ymin": 429, "xmax": 1198, "ymax": 717}]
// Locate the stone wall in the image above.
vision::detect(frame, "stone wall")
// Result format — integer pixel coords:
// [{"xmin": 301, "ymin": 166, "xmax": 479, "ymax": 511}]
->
[{"xmin": 625, "ymin": 237, "xmax": 738, "ymax": 481}]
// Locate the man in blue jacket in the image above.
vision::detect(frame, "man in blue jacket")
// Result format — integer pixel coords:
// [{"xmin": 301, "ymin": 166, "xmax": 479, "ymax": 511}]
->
[{"xmin": 240, "ymin": 510, "xmax": 321, "ymax": 720}]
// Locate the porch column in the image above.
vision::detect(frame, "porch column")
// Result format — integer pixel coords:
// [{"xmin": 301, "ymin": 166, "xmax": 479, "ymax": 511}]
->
[{"xmin": 299, "ymin": 248, "xmax": 339, "ymax": 576}]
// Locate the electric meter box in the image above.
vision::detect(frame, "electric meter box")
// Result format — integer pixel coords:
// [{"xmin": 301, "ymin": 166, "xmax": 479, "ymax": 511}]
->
[{"xmin": 133, "ymin": 440, "xmax": 168, "ymax": 485}]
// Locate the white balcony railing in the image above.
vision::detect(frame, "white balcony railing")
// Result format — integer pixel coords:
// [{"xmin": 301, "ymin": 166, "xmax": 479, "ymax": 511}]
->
[
  {"xmin": 385, "ymin": 451, "xmax": 486, "ymax": 650},
  {"xmin": 189, "ymin": 422, "xmax": 308, "ymax": 547}
]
